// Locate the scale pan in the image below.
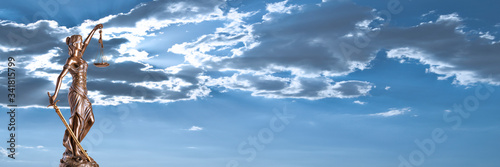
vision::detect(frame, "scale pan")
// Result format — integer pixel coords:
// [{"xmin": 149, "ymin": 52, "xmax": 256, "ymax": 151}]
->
[{"xmin": 93, "ymin": 62, "xmax": 109, "ymax": 68}]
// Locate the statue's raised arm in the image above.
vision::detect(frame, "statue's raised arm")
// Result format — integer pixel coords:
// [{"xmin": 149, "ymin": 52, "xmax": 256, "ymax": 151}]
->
[{"xmin": 81, "ymin": 24, "xmax": 103, "ymax": 56}]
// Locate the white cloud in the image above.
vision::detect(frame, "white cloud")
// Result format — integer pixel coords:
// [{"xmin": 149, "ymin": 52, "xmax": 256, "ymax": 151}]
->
[
  {"xmin": 387, "ymin": 47, "xmax": 477, "ymax": 84},
  {"xmin": 266, "ymin": 0, "xmax": 301, "ymax": 14},
  {"xmin": 25, "ymin": 48, "xmax": 64, "ymax": 73},
  {"xmin": 370, "ymin": 107, "xmax": 411, "ymax": 117},
  {"xmin": 169, "ymin": 9, "xmax": 257, "ymax": 68},
  {"xmin": 0, "ymin": 44, "xmax": 22, "ymax": 52},
  {"xmin": 387, "ymin": 47, "xmax": 434, "ymax": 65},
  {"xmin": 436, "ymin": 13, "xmax": 462, "ymax": 23},
  {"xmin": 353, "ymin": 100, "xmax": 366, "ymax": 105},
  {"xmin": 132, "ymin": 78, "xmax": 193, "ymax": 91},
  {"xmin": 87, "ymin": 3, "xmax": 227, "ymax": 65},
  {"xmin": 421, "ymin": 10, "xmax": 436, "ymax": 17},
  {"xmin": 17, "ymin": 145, "xmax": 34, "ymax": 149},
  {"xmin": 263, "ymin": 0, "xmax": 302, "ymax": 21},
  {"xmin": 385, "ymin": 86, "xmax": 391, "ymax": 90},
  {"xmin": 479, "ymin": 31, "xmax": 495, "ymax": 40},
  {"xmin": 188, "ymin": 126, "xmax": 203, "ymax": 131},
  {"xmin": 16, "ymin": 145, "xmax": 48, "ymax": 151},
  {"xmin": 0, "ymin": 146, "xmax": 8, "ymax": 156}
]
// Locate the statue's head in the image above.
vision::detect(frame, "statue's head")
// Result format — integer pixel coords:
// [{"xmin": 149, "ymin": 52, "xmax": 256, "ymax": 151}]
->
[{"xmin": 66, "ymin": 35, "xmax": 83, "ymax": 56}]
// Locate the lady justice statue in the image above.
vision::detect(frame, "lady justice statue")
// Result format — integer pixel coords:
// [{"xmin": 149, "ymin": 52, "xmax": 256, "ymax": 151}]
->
[{"xmin": 48, "ymin": 23, "xmax": 106, "ymax": 167}]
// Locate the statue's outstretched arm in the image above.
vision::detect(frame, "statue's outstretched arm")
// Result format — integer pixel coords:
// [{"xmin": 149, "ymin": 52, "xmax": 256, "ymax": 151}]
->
[{"xmin": 81, "ymin": 24, "xmax": 103, "ymax": 56}]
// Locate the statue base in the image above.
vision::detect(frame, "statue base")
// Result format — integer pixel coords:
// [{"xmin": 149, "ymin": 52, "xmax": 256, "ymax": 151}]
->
[{"xmin": 60, "ymin": 155, "xmax": 99, "ymax": 167}]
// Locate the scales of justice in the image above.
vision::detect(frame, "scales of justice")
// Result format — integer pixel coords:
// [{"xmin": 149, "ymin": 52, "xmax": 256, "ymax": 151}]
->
[{"xmin": 47, "ymin": 24, "xmax": 109, "ymax": 167}]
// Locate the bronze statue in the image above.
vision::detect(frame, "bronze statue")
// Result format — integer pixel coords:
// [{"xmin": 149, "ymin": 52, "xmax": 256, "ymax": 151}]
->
[{"xmin": 48, "ymin": 24, "xmax": 104, "ymax": 167}]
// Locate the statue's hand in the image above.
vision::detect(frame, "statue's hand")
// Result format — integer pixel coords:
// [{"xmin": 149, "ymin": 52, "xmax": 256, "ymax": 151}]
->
[
  {"xmin": 95, "ymin": 24, "xmax": 103, "ymax": 30},
  {"xmin": 47, "ymin": 92, "xmax": 59, "ymax": 107}
]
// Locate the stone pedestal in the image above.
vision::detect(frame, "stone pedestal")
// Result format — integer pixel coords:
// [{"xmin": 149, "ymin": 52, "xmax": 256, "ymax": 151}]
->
[{"xmin": 60, "ymin": 155, "xmax": 99, "ymax": 167}]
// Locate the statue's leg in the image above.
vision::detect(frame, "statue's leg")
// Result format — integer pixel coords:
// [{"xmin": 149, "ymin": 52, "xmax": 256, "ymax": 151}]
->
[
  {"xmin": 66, "ymin": 90, "xmax": 78, "ymax": 158},
  {"xmin": 80, "ymin": 117, "xmax": 94, "ymax": 141},
  {"xmin": 79, "ymin": 103, "xmax": 95, "ymax": 140},
  {"xmin": 62, "ymin": 121, "xmax": 73, "ymax": 160},
  {"xmin": 70, "ymin": 115, "xmax": 82, "ymax": 158}
]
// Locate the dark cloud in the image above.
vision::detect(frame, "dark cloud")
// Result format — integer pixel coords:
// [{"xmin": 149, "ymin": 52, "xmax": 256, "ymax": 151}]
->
[
  {"xmin": 0, "ymin": 20, "xmax": 67, "ymax": 57},
  {"xmin": 207, "ymin": 74, "xmax": 372, "ymax": 99},
  {"xmin": 6, "ymin": 0, "xmax": 499, "ymax": 108},
  {"xmin": 180, "ymin": 2, "xmax": 378, "ymax": 99},
  {"xmin": 218, "ymin": 2, "xmax": 376, "ymax": 76},
  {"xmin": 373, "ymin": 17, "xmax": 500, "ymax": 85},
  {"xmin": 334, "ymin": 81, "xmax": 372, "ymax": 97},
  {"xmin": 76, "ymin": 63, "xmax": 206, "ymax": 105},
  {"xmin": 0, "ymin": 68, "xmax": 59, "ymax": 107}
]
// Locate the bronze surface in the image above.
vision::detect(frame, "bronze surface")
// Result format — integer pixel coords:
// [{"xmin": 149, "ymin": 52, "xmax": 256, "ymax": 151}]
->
[{"xmin": 48, "ymin": 24, "xmax": 103, "ymax": 167}]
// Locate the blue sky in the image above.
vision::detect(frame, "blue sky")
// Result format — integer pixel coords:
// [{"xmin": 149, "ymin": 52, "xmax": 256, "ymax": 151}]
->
[{"xmin": 1, "ymin": 0, "xmax": 500, "ymax": 166}]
